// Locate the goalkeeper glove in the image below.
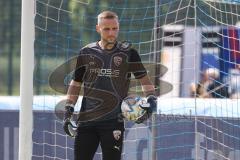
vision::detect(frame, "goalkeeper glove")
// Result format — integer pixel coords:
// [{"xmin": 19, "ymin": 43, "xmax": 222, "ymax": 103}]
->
[
  {"xmin": 146, "ymin": 95, "xmax": 157, "ymax": 113},
  {"xmin": 136, "ymin": 95, "xmax": 157, "ymax": 124},
  {"xmin": 63, "ymin": 104, "xmax": 77, "ymax": 138}
]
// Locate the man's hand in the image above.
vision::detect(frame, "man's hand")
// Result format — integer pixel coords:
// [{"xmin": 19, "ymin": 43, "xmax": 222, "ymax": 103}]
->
[
  {"xmin": 63, "ymin": 105, "xmax": 77, "ymax": 137},
  {"xmin": 146, "ymin": 95, "xmax": 157, "ymax": 113},
  {"xmin": 136, "ymin": 95, "xmax": 157, "ymax": 124}
]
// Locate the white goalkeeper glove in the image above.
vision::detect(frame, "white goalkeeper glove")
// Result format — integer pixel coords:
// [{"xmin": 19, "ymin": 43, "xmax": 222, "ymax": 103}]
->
[
  {"xmin": 63, "ymin": 104, "xmax": 77, "ymax": 138},
  {"xmin": 136, "ymin": 95, "xmax": 157, "ymax": 124}
]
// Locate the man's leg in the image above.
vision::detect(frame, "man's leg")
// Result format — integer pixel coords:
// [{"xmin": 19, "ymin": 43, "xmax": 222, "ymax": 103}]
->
[
  {"xmin": 98, "ymin": 121, "xmax": 124, "ymax": 160},
  {"xmin": 74, "ymin": 125, "xmax": 99, "ymax": 160}
]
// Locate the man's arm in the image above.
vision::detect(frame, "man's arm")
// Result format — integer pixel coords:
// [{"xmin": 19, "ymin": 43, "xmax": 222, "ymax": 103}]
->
[
  {"xmin": 63, "ymin": 80, "xmax": 81, "ymax": 137},
  {"xmin": 66, "ymin": 80, "xmax": 82, "ymax": 104},
  {"xmin": 138, "ymin": 75, "xmax": 155, "ymax": 96}
]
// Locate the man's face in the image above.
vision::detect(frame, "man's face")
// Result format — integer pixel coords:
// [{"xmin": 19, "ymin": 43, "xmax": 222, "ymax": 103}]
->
[{"xmin": 96, "ymin": 18, "xmax": 119, "ymax": 44}]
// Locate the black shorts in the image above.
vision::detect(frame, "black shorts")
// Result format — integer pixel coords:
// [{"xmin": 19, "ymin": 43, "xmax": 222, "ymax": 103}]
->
[{"xmin": 74, "ymin": 119, "xmax": 125, "ymax": 160}]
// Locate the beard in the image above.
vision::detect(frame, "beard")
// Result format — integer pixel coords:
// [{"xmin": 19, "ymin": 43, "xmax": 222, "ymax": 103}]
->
[
  {"xmin": 102, "ymin": 37, "xmax": 117, "ymax": 49},
  {"xmin": 106, "ymin": 37, "xmax": 116, "ymax": 43}
]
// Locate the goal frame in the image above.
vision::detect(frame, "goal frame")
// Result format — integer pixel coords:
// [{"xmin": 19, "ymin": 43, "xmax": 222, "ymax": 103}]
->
[{"xmin": 19, "ymin": 0, "xmax": 35, "ymax": 159}]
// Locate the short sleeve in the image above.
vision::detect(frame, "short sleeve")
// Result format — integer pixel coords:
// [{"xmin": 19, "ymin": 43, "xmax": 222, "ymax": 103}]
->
[
  {"xmin": 128, "ymin": 49, "xmax": 147, "ymax": 79},
  {"xmin": 72, "ymin": 50, "xmax": 86, "ymax": 82}
]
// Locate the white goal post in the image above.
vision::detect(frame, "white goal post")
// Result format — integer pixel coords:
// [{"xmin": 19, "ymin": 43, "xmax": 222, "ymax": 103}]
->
[
  {"xmin": 17, "ymin": 0, "xmax": 240, "ymax": 160},
  {"xmin": 19, "ymin": 0, "xmax": 35, "ymax": 159}
]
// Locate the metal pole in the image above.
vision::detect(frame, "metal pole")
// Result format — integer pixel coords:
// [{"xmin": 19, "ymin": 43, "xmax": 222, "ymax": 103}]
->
[
  {"xmin": 19, "ymin": 0, "xmax": 35, "ymax": 159},
  {"xmin": 193, "ymin": 0, "xmax": 199, "ymax": 160},
  {"xmin": 151, "ymin": 0, "xmax": 160, "ymax": 160}
]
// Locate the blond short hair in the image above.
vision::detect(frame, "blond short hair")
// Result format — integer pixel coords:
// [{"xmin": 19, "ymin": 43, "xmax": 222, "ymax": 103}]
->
[{"xmin": 97, "ymin": 11, "xmax": 118, "ymax": 24}]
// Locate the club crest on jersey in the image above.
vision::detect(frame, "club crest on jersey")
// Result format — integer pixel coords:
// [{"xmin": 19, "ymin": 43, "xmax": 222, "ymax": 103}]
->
[
  {"xmin": 113, "ymin": 56, "xmax": 122, "ymax": 67},
  {"xmin": 113, "ymin": 130, "xmax": 121, "ymax": 140}
]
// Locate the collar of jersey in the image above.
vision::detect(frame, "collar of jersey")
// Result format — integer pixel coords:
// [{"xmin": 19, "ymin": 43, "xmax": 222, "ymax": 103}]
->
[{"xmin": 96, "ymin": 41, "xmax": 118, "ymax": 54}]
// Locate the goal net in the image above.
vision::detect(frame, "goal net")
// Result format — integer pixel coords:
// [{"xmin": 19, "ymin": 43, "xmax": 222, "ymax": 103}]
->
[{"xmin": 27, "ymin": 0, "xmax": 240, "ymax": 159}]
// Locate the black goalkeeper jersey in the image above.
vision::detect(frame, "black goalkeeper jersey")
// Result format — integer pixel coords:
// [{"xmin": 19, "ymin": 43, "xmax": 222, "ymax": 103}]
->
[{"xmin": 73, "ymin": 41, "xmax": 147, "ymax": 123}]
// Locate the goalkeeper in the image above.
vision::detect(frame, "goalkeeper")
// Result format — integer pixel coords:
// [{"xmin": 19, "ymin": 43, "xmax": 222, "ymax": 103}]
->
[{"xmin": 63, "ymin": 10, "xmax": 157, "ymax": 160}]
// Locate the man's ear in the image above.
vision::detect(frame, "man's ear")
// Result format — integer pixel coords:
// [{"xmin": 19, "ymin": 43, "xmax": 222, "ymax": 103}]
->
[{"xmin": 96, "ymin": 25, "xmax": 100, "ymax": 33}]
